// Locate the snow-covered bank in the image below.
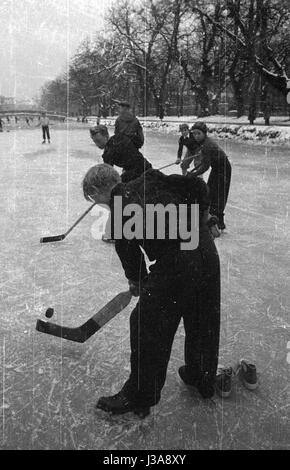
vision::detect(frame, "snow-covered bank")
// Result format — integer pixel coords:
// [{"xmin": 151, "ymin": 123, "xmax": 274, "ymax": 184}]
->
[{"xmin": 91, "ymin": 116, "xmax": 290, "ymax": 146}]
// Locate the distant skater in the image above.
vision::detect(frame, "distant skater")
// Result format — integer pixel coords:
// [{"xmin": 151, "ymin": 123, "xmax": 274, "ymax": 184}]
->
[{"xmin": 38, "ymin": 112, "xmax": 50, "ymax": 144}]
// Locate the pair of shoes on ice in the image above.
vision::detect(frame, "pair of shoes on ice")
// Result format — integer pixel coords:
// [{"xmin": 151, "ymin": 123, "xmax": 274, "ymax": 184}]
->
[
  {"xmin": 96, "ymin": 391, "xmax": 150, "ymax": 419},
  {"xmin": 215, "ymin": 360, "xmax": 258, "ymax": 398},
  {"xmin": 178, "ymin": 360, "xmax": 258, "ymax": 400},
  {"xmin": 42, "ymin": 140, "xmax": 50, "ymax": 144}
]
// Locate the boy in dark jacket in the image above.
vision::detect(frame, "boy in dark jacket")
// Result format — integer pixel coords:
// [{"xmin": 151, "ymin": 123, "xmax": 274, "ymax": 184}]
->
[
  {"xmin": 90, "ymin": 124, "xmax": 152, "ymax": 243},
  {"xmin": 176, "ymin": 124, "xmax": 200, "ymax": 175},
  {"xmin": 82, "ymin": 164, "xmax": 221, "ymax": 417},
  {"xmin": 113, "ymin": 100, "xmax": 144, "ymax": 149},
  {"xmin": 90, "ymin": 124, "xmax": 151, "ymax": 183},
  {"xmin": 190, "ymin": 122, "xmax": 232, "ymax": 231}
]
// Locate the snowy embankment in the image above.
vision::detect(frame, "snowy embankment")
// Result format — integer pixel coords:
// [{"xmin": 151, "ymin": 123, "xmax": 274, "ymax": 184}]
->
[{"xmin": 91, "ymin": 116, "xmax": 290, "ymax": 146}]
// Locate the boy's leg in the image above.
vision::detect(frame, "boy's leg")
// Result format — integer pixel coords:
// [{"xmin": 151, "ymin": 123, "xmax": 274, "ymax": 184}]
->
[
  {"xmin": 182, "ymin": 241, "xmax": 220, "ymax": 392},
  {"xmin": 208, "ymin": 165, "xmax": 231, "ymax": 228},
  {"xmin": 46, "ymin": 126, "xmax": 50, "ymax": 142},
  {"xmin": 42, "ymin": 126, "xmax": 46, "ymax": 142},
  {"xmin": 183, "ymin": 275, "xmax": 220, "ymax": 390},
  {"xmin": 121, "ymin": 274, "xmax": 182, "ymax": 407}
]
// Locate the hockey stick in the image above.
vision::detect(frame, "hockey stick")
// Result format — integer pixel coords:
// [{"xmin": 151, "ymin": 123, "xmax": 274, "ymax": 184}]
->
[
  {"xmin": 40, "ymin": 154, "xmax": 195, "ymax": 244},
  {"xmin": 40, "ymin": 202, "xmax": 97, "ymax": 243},
  {"xmin": 156, "ymin": 153, "xmax": 199, "ymax": 172},
  {"xmin": 36, "ymin": 290, "xmax": 132, "ymax": 343}
]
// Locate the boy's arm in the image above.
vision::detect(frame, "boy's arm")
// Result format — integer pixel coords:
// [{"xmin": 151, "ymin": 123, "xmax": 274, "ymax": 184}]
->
[
  {"xmin": 111, "ymin": 184, "xmax": 148, "ymax": 287},
  {"xmin": 189, "ymin": 147, "xmax": 210, "ymax": 176},
  {"xmin": 102, "ymin": 140, "xmax": 115, "ymax": 166},
  {"xmin": 135, "ymin": 121, "xmax": 144, "ymax": 148},
  {"xmin": 129, "ymin": 121, "xmax": 144, "ymax": 149},
  {"xmin": 114, "ymin": 118, "xmax": 119, "ymax": 135}
]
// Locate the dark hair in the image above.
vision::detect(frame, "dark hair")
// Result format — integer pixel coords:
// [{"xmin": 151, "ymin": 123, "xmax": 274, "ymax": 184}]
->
[
  {"xmin": 89, "ymin": 124, "xmax": 109, "ymax": 138},
  {"xmin": 191, "ymin": 122, "xmax": 207, "ymax": 134},
  {"xmin": 82, "ymin": 164, "xmax": 120, "ymax": 201},
  {"xmin": 179, "ymin": 123, "xmax": 189, "ymax": 131}
]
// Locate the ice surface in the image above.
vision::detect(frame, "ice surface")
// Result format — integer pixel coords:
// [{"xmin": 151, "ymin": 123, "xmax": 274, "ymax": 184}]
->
[{"xmin": 0, "ymin": 124, "xmax": 289, "ymax": 449}]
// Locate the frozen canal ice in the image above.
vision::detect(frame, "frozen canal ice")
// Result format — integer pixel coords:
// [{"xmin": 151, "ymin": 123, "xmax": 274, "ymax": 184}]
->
[{"xmin": 0, "ymin": 125, "xmax": 289, "ymax": 449}]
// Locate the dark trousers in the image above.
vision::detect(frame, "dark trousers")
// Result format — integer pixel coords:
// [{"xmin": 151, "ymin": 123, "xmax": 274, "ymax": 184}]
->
[
  {"xmin": 42, "ymin": 126, "xmax": 50, "ymax": 141},
  {"xmin": 122, "ymin": 232, "xmax": 220, "ymax": 407},
  {"xmin": 207, "ymin": 161, "xmax": 231, "ymax": 225}
]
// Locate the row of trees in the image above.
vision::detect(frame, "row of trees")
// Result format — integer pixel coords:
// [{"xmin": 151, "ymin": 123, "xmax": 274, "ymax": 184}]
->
[{"xmin": 40, "ymin": 0, "xmax": 290, "ymax": 120}]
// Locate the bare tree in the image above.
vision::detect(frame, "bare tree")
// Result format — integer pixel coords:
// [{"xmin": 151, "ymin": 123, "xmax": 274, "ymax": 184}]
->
[
  {"xmin": 175, "ymin": 0, "xmax": 228, "ymax": 116},
  {"xmin": 193, "ymin": 0, "xmax": 290, "ymax": 97},
  {"xmin": 108, "ymin": 0, "xmax": 185, "ymax": 117}
]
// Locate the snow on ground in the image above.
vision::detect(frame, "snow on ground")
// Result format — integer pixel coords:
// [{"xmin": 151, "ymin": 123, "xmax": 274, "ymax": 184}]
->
[
  {"xmin": 0, "ymin": 125, "xmax": 289, "ymax": 450},
  {"xmin": 93, "ymin": 114, "xmax": 290, "ymax": 145}
]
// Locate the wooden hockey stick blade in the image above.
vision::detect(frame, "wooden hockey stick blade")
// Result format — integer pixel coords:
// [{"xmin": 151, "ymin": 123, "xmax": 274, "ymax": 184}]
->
[
  {"xmin": 40, "ymin": 203, "xmax": 96, "ymax": 244},
  {"xmin": 36, "ymin": 290, "xmax": 132, "ymax": 343},
  {"xmin": 40, "ymin": 234, "xmax": 66, "ymax": 243}
]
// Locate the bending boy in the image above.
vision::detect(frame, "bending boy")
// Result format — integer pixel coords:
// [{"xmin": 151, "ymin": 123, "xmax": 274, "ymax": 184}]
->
[{"xmin": 83, "ymin": 164, "xmax": 221, "ymax": 418}]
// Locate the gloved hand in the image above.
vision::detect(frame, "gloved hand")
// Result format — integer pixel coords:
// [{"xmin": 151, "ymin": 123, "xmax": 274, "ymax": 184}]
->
[
  {"xmin": 175, "ymin": 159, "xmax": 181, "ymax": 165},
  {"xmin": 207, "ymin": 216, "xmax": 221, "ymax": 239},
  {"xmin": 128, "ymin": 280, "xmax": 140, "ymax": 297}
]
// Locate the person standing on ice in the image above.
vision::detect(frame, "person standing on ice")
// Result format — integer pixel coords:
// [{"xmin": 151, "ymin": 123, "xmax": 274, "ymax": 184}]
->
[
  {"xmin": 189, "ymin": 122, "xmax": 232, "ymax": 231},
  {"xmin": 82, "ymin": 164, "xmax": 221, "ymax": 418},
  {"xmin": 90, "ymin": 124, "xmax": 152, "ymax": 243},
  {"xmin": 175, "ymin": 123, "xmax": 200, "ymax": 175},
  {"xmin": 37, "ymin": 112, "xmax": 50, "ymax": 144},
  {"xmin": 113, "ymin": 99, "xmax": 144, "ymax": 149},
  {"xmin": 89, "ymin": 124, "xmax": 151, "ymax": 184}
]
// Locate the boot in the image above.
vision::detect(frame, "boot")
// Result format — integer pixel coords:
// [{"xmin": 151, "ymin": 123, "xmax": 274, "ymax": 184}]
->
[
  {"xmin": 178, "ymin": 365, "xmax": 200, "ymax": 387},
  {"xmin": 96, "ymin": 391, "xmax": 150, "ymax": 418}
]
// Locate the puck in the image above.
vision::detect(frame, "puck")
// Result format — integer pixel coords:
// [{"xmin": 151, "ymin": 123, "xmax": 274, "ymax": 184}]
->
[{"xmin": 45, "ymin": 307, "xmax": 54, "ymax": 318}]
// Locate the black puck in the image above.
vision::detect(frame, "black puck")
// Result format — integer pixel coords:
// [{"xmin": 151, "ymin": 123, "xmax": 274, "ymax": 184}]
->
[{"xmin": 45, "ymin": 307, "xmax": 54, "ymax": 318}]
